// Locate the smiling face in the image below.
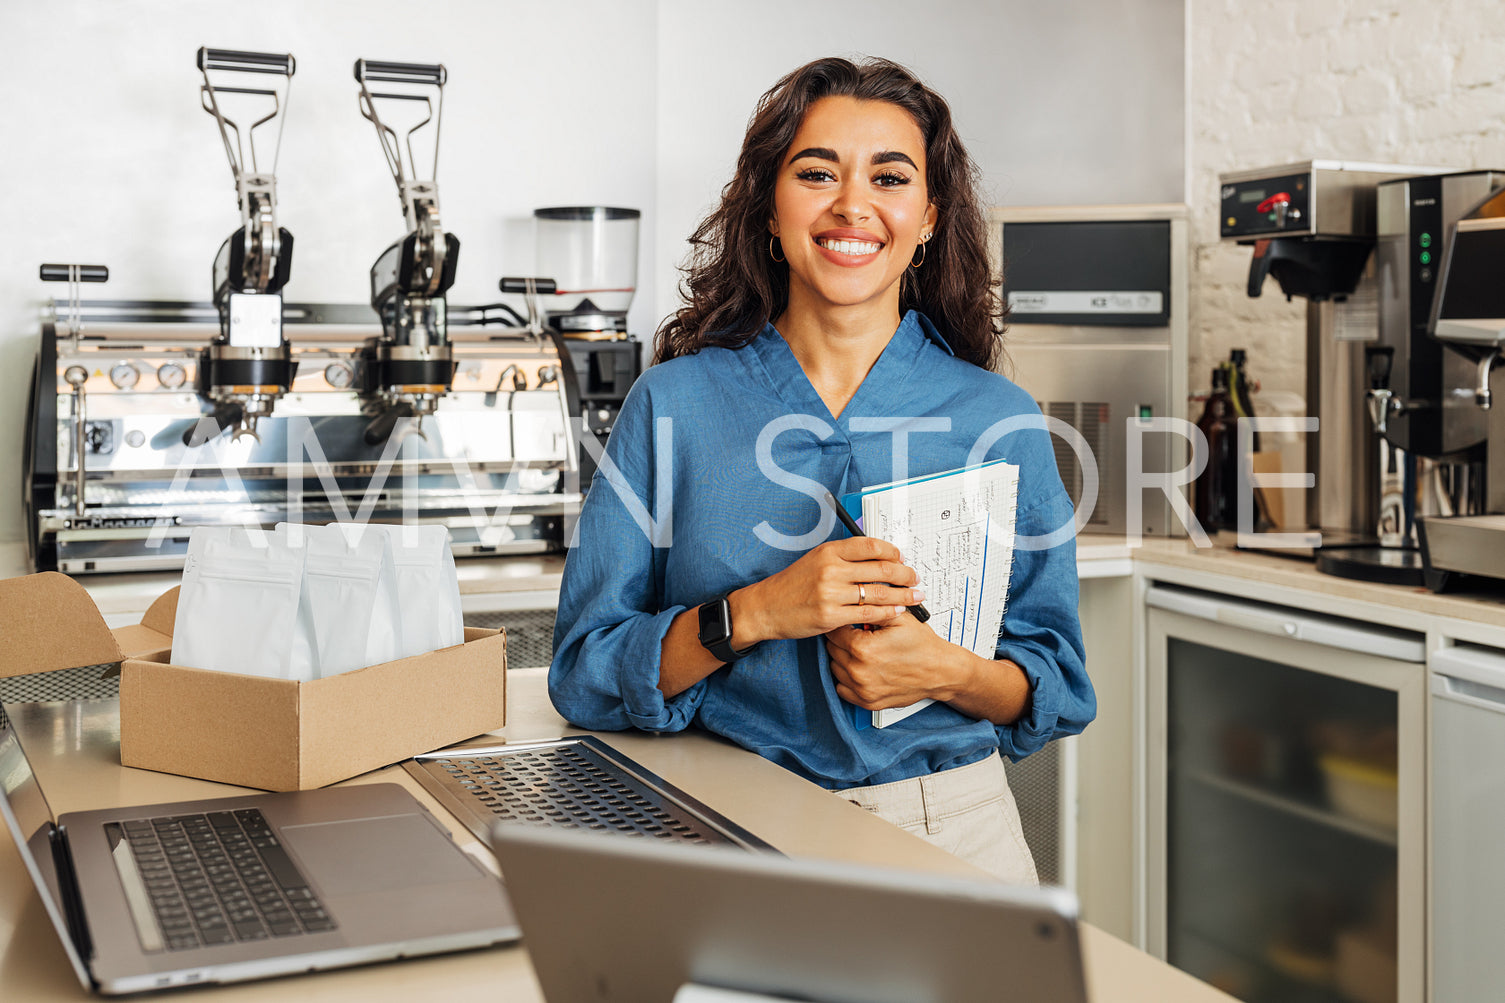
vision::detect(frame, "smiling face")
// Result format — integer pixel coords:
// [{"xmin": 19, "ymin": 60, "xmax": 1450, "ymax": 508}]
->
[{"xmin": 770, "ymin": 96, "xmax": 938, "ymax": 322}]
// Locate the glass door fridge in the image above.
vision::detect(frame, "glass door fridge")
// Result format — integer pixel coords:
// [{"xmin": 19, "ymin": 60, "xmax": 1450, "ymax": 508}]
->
[{"xmin": 1144, "ymin": 584, "xmax": 1426, "ymax": 1003}]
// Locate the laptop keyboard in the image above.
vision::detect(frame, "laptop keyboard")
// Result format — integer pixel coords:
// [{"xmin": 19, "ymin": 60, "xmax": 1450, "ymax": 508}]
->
[
  {"xmin": 404, "ymin": 737, "xmax": 776, "ymax": 852},
  {"xmin": 110, "ymin": 808, "xmax": 335, "ymax": 952},
  {"xmin": 434, "ymin": 745, "xmax": 722, "ymax": 842}
]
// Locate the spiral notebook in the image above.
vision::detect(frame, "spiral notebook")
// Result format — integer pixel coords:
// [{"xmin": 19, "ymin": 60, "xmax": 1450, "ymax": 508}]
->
[{"xmin": 840, "ymin": 458, "xmax": 1020, "ymax": 729}]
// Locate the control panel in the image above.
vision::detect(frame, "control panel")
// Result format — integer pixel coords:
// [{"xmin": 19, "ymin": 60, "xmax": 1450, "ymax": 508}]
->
[{"xmin": 1220, "ymin": 170, "xmax": 1314, "ymax": 239}]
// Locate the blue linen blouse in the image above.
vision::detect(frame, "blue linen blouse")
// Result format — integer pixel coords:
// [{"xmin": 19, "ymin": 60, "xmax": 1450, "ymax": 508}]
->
[{"xmin": 548, "ymin": 311, "xmax": 1094, "ymax": 789}]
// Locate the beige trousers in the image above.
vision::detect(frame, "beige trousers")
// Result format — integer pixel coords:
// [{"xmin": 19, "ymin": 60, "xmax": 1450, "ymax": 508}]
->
[{"xmin": 836, "ymin": 752, "xmax": 1039, "ymax": 885}]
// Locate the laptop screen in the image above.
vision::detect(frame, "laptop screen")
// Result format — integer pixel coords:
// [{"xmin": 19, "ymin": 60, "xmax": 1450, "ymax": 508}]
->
[
  {"xmin": 490, "ymin": 823, "xmax": 1089, "ymax": 1003},
  {"xmin": 0, "ymin": 707, "xmax": 93, "ymax": 986}
]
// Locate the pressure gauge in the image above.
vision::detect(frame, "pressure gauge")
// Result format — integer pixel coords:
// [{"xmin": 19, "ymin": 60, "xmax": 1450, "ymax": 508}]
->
[
  {"xmin": 109, "ymin": 362, "xmax": 141, "ymax": 390},
  {"xmin": 156, "ymin": 362, "xmax": 187, "ymax": 390},
  {"xmin": 324, "ymin": 362, "xmax": 355, "ymax": 389}
]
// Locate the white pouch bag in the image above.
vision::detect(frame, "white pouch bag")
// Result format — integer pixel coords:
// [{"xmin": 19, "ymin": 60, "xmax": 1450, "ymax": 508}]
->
[
  {"xmin": 275, "ymin": 523, "xmax": 404, "ymax": 677},
  {"xmin": 375, "ymin": 524, "xmax": 464, "ymax": 658},
  {"xmin": 173, "ymin": 526, "xmax": 307, "ymax": 679}
]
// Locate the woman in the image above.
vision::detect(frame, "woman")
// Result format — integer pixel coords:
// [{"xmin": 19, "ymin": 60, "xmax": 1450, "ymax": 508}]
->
[{"xmin": 549, "ymin": 56, "xmax": 1093, "ymax": 883}]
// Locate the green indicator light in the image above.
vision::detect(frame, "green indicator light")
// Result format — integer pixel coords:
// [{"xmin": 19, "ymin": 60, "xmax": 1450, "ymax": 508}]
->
[
  {"xmin": 1420, "ymin": 232, "xmax": 1432, "ymax": 247},
  {"xmin": 1420, "ymin": 250, "xmax": 1432, "ymax": 265},
  {"xmin": 1267, "ymin": 212, "xmax": 1277, "ymax": 222},
  {"xmin": 1138, "ymin": 405, "xmax": 1154, "ymax": 420}
]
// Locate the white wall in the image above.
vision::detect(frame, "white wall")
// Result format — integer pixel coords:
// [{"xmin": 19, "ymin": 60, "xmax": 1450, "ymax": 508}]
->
[
  {"xmin": 1189, "ymin": 0, "xmax": 1505, "ymax": 404},
  {"xmin": 0, "ymin": 0, "xmax": 1185, "ymax": 546}
]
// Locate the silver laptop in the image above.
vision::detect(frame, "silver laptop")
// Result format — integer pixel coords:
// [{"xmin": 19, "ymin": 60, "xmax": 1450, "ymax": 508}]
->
[
  {"xmin": 0, "ymin": 708, "xmax": 519, "ymax": 994},
  {"xmin": 489, "ymin": 823, "xmax": 1090, "ymax": 1003}
]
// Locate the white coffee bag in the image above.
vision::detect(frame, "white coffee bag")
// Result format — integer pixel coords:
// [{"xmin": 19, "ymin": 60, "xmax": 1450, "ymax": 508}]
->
[
  {"xmin": 376, "ymin": 524, "xmax": 464, "ymax": 658},
  {"xmin": 275, "ymin": 523, "xmax": 404, "ymax": 677},
  {"xmin": 173, "ymin": 526, "xmax": 306, "ymax": 679}
]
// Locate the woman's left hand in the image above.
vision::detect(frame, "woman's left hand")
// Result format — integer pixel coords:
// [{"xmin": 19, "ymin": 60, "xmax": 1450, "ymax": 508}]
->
[{"xmin": 824, "ymin": 616, "xmax": 966, "ymax": 710}]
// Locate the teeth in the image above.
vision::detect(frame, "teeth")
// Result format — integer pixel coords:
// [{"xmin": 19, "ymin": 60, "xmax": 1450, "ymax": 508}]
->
[{"xmin": 819, "ymin": 238, "xmax": 881, "ymax": 255}]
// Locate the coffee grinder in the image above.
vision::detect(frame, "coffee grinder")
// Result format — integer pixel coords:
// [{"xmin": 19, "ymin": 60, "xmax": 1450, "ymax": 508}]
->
[
  {"xmin": 501, "ymin": 207, "xmax": 644, "ymax": 482},
  {"xmin": 1219, "ymin": 161, "xmax": 1445, "ymax": 578}
]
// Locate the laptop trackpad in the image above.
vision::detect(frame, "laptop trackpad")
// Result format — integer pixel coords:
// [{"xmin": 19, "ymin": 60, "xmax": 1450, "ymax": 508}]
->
[{"xmin": 280, "ymin": 814, "xmax": 479, "ymax": 896}]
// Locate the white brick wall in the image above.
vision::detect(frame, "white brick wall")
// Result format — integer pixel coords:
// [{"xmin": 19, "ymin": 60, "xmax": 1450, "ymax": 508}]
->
[{"xmin": 1189, "ymin": 0, "xmax": 1505, "ymax": 405}]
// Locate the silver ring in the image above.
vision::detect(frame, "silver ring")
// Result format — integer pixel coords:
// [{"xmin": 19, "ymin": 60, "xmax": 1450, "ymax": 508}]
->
[{"xmin": 858, "ymin": 583, "xmax": 866, "ymax": 605}]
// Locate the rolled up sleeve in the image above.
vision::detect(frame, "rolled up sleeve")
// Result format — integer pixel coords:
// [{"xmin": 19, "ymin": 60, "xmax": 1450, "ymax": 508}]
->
[
  {"xmin": 548, "ymin": 389, "xmax": 706, "ymax": 732},
  {"xmin": 993, "ymin": 489, "xmax": 1095, "ymax": 760}
]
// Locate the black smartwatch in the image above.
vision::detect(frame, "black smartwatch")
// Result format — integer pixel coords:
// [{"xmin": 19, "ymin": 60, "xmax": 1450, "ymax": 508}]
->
[{"xmin": 697, "ymin": 593, "xmax": 753, "ymax": 664}]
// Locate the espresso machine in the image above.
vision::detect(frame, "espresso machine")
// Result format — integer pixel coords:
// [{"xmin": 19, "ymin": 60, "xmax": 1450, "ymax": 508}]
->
[
  {"xmin": 1417, "ymin": 186, "xmax": 1505, "ymax": 590},
  {"xmin": 1219, "ymin": 161, "xmax": 1447, "ymax": 579},
  {"xmin": 21, "ymin": 49, "xmax": 584, "ymax": 574},
  {"xmin": 1357, "ymin": 171, "xmax": 1505, "ymax": 585}
]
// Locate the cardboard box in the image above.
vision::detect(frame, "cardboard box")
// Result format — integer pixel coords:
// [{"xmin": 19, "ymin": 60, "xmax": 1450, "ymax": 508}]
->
[{"xmin": 0, "ymin": 571, "xmax": 507, "ymax": 792}]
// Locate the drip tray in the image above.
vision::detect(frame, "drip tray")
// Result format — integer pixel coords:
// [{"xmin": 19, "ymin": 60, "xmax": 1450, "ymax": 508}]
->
[{"xmin": 404, "ymin": 736, "xmax": 777, "ymax": 852}]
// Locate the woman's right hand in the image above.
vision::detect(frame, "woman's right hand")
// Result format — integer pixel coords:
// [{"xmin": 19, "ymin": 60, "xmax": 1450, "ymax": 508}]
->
[{"xmin": 731, "ymin": 537, "xmax": 924, "ymax": 645}]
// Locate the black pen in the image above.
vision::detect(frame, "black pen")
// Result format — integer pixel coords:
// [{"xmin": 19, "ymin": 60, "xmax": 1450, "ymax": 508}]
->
[{"xmin": 827, "ymin": 492, "xmax": 931, "ymax": 623}]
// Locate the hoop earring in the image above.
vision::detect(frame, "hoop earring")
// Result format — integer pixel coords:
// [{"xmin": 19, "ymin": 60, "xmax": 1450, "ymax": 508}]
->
[
  {"xmin": 910, "ymin": 240, "xmax": 927, "ymax": 268},
  {"xmin": 770, "ymin": 236, "xmax": 785, "ymax": 263}
]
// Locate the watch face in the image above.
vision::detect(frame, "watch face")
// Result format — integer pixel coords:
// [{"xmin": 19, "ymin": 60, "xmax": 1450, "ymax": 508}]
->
[{"xmin": 698, "ymin": 597, "xmax": 730, "ymax": 646}]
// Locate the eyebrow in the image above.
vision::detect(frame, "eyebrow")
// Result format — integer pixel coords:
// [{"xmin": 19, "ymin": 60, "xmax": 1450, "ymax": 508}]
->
[{"xmin": 787, "ymin": 147, "xmax": 919, "ymax": 169}]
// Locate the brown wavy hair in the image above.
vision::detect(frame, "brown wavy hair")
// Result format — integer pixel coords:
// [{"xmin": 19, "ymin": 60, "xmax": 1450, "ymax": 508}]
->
[{"xmin": 655, "ymin": 56, "xmax": 1006, "ymax": 370}]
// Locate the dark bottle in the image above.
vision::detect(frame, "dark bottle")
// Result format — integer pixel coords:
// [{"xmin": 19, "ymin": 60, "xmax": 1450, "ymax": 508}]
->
[
  {"xmin": 1228, "ymin": 349, "xmax": 1260, "ymax": 452},
  {"xmin": 1194, "ymin": 365, "xmax": 1239, "ymax": 532}
]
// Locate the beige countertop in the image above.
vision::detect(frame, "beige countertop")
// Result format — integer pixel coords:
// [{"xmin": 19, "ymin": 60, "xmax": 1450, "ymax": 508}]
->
[
  {"xmin": 1078, "ymin": 533, "xmax": 1505, "ymax": 633},
  {"xmin": 0, "ymin": 667, "xmax": 1234, "ymax": 1002}
]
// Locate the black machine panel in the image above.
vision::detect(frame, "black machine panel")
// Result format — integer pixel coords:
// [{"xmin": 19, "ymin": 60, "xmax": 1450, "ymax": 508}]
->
[
  {"xmin": 1405, "ymin": 176, "xmax": 1446, "ymax": 453},
  {"xmin": 1001, "ymin": 220, "xmax": 1172, "ymax": 327},
  {"xmin": 1219, "ymin": 171, "xmax": 1314, "ymax": 239}
]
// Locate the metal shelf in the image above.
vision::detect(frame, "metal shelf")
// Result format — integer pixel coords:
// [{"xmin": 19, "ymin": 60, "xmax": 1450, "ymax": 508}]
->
[{"xmin": 1177, "ymin": 765, "xmax": 1397, "ymax": 847}]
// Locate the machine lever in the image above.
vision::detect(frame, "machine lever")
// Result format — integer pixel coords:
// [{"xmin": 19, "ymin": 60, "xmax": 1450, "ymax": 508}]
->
[
  {"xmin": 64, "ymin": 367, "xmax": 88, "ymax": 517},
  {"xmin": 355, "ymin": 60, "xmax": 446, "ymax": 86},
  {"xmin": 500, "ymin": 277, "xmax": 557, "ymax": 339},
  {"xmin": 42, "ymin": 263, "xmax": 109, "ymax": 340},
  {"xmin": 199, "ymin": 48, "xmax": 295, "ymax": 76},
  {"xmin": 40, "ymin": 265, "xmax": 108, "ymax": 283},
  {"xmin": 499, "ymin": 277, "xmax": 558, "ymax": 295},
  {"xmin": 1247, "ymin": 239, "xmax": 1275, "ymax": 298}
]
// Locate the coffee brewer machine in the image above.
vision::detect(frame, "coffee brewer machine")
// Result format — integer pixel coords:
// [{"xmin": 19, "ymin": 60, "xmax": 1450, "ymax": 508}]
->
[
  {"xmin": 22, "ymin": 49, "xmax": 585, "ymax": 574},
  {"xmin": 1219, "ymin": 161, "xmax": 1447, "ymax": 580},
  {"xmin": 1417, "ymin": 186, "xmax": 1505, "ymax": 590},
  {"xmin": 1360, "ymin": 171, "xmax": 1505, "ymax": 584}
]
